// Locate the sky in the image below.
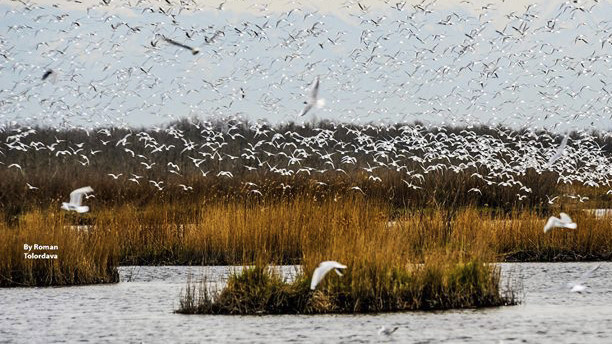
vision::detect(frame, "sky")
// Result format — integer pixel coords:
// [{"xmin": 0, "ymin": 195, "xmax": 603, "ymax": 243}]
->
[{"xmin": 0, "ymin": 0, "xmax": 610, "ymax": 132}]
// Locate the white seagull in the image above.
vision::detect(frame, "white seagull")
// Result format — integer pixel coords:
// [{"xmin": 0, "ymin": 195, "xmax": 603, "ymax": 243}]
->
[
  {"xmin": 61, "ymin": 186, "xmax": 94, "ymax": 213},
  {"xmin": 545, "ymin": 135, "xmax": 568, "ymax": 168},
  {"xmin": 568, "ymin": 264, "xmax": 600, "ymax": 293},
  {"xmin": 310, "ymin": 261, "xmax": 347, "ymax": 290},
  {"xmin": 299, "ymin": 76, "xmax": 325, "ymax": 117},
  {"xmin": 543, "ymin": 212, "xmax": 577, "ymax": 233},
  {"xmin": 378, "ymin": 326, "xmax": 399, "ymax": 336}
]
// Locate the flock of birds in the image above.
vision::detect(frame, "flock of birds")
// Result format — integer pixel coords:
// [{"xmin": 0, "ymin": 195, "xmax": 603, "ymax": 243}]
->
[
  {"xmin": 3, "ymin": 118, "xmax": 611, "ymax": 204},
  {"xmin": 1, "ymin": 0, "xmax": 611, "ymax": 204},
  {"xmin": 1, "ymin": 0, "xmax": 610, "ymax": 333},
  {"xmin": 0, "ymin": 0, "xmax": 610, "ymax": 129}
]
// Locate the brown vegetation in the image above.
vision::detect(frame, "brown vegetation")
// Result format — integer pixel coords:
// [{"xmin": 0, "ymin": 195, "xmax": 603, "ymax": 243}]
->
[{"xmin": 0, "ymin": 210, "xmax": 119, "ymax": 287}]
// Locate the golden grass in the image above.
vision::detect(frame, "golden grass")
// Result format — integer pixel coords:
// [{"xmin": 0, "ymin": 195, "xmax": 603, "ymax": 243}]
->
[
  {"xmin": 173, "ymin": 195, "xmax": 610, "ymax": 314},
  {"xmin": 0, "ymin": 210, "xmax": 119, "ymax": 287},
  {"xmin": 2, "ymin": 193, "xmax": 611, "ymax": 288},
  {"xmin": 176, "ymin": 249, "xmax": 512, "ymax": 314}
]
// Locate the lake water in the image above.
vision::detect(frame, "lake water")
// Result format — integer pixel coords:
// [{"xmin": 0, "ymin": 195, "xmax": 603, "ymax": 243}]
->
[{"xmin": 1, "ymin": 263, "xmax": 610, "ymax": 343}]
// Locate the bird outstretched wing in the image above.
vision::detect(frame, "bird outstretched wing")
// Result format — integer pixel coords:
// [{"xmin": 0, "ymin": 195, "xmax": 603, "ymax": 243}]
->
[{"xmin": 69, "ymin": 186, "xmax": 93, "ymax": 206}]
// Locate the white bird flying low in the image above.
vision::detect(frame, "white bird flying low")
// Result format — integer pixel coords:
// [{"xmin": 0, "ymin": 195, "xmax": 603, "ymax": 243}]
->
[
  {"xmin": 310, "ymin": 260, "xmax": 347, "ymax": 290},
  {"xmin": 568, "ymin": 264, "xmax": 600, "ymax": 293},
  {"xmin": 543, "ymin": 212, "xmax": 577, "ymax": 233},
  {"xmin": 545, "ymin": 135, "xmax": 568, "ymax": 168},
  {"xmin": 299, "ymin": 76, "xmax": 325, "ymax": 117},
  {"xmin": 61, "ymin": 186, "xmax": 94, "ymax": 213},
  {"xmin": 378, "ymin": 326, "xmax": 399, "ymax": 336}
]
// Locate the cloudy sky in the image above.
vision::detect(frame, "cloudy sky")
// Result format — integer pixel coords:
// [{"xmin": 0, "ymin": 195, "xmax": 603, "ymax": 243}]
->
[{"xmin": 0, "ymin": 0, "xmax": 610, "ymax": 131}]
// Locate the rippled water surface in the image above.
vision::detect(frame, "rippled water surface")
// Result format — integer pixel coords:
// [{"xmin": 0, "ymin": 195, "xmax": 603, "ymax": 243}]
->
[{"xmin": 1, "ymin": 263, "xmax": 611, "ymax": 343}]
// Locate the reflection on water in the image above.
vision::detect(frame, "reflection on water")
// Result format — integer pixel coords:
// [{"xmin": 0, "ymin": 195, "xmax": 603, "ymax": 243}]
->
[{"xmin": 1, "ymin": 263, "xmax": 610, "ymax": 343}]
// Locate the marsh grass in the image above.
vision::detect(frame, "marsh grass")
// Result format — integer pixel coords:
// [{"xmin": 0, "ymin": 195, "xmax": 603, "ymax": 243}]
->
[
  {"xmin": 176, "ymin": 256, "xmax": 515, "ymax": 314},
  {"xmin": 1, "ymin": 181, "xmax": 610, "ymax": 287},
  {"xmin": 2, "ymin": 196, "xmax": 611, "ymax": 286},
  {"xmin": 0, "ymin": 210, "xmax": 119, "ymax": 287}
]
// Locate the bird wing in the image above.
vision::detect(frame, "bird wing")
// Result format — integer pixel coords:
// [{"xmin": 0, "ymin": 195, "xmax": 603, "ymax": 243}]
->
[
  {"xmin": 559, "ymin": 212, "xmax": 573, "ymax": 223},
  {"xmin": 558, "ymin": 135, "xmax": 568, "ymax": 152},
  {"xmin": 568, "ymin": 264, "xmax": 600, "ymax": 288},
  {"xmin": 163, "ymin": 37, "xmax": 193, "ymax": 50},
  {"xmin": 543, "ymin": 216, "xmax": 558, "ymax": 232},
  {"xmin": 310, "ymin": 261, "xmax": 346, "ymax": 290},
  {"xmin": 299, "ymin": 103, "xmax": 313, "ymax": 117},
  {"xmin": 309, "ymin": 77, "xmax": 320, "ymax": 101},
  {"xmin": 69, "ymin": 186, "xmax": 93, "ymax": 206},
  {"xmin": 547, "ymin": 135, "xmax": 568, "ymax": 166},
  {"xmin": 42, "ymin": 70, "xmax": 53, "ymax": 80},
  {"xmin": 578, "ymin": 264, "xmax": 600, "ymax": 283},
  {"xmin": 310, "ymin": 264, "xmax": 330, "ymax": 290}
]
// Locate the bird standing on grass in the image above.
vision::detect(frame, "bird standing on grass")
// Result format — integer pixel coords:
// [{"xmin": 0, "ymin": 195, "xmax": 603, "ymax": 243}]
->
[
  {"xmin": 61, "ymin": 186, "xmax": 94, "ymax": 213},
  {"xmin": 310, "ymin": 261, "xmax": 347, "ymax": 290}
]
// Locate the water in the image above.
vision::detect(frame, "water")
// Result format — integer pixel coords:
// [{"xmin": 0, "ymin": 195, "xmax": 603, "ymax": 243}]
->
[{"xmin": 1, "ymin": 263, "xmax": 610, "ymax": 343}]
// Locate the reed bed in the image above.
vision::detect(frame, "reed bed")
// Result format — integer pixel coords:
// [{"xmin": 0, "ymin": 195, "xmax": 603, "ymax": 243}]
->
[
  {"xmin": 174, "ymin": 199, "xmax": 516, "ymax": 314},
  {"xmin": 0, "ymin": 210, "xmax": 119, "ymax": 287},
  {"xmin": 2, "ymin": 196, "xmax": 610, "ymax": 276},
  {"xmin": 176, "ymin": 258, "xmax": 514, "ymax": 314}
]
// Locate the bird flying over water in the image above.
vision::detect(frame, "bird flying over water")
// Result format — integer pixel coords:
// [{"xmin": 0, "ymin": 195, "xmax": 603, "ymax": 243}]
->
[
  {"xmin": 568, "ymin": 264, "xmax": 600, "ymax": 293},
  {"xmin": 310, "ymin": 260, "xmax": 346, "ymax": 290},
  {"xmin": 378, "ymin": 326, "xmax": 399, "ymax": 336},
  {"xmin": 61, "ymin": 186, "xmax": 93, "ymax": 213}
]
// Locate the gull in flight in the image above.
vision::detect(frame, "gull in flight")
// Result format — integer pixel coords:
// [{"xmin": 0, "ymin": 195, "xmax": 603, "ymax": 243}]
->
[
  {"xmin": 544, "ymin": 212, "xmax": 577, "ymax": 233},
  {"xmin": 378, "ymin": 326, "xmax": 399, "ymax": 336},
  {"xmin": 299, "ymin": 76, "xmax": 325, "ymax": 117},
  {"xmin": 545, "ymin": 135, "xmax": 568, "ymax": 168},
  {"xmin": 61, "ymin": 186, "xmax": 93, "ymax": 213},
  {"xmin": 42, "ymin": 69, "xmax": 54, "ymax": 81},
  {"xmin": 310, "ymin": 261, "xmax": 347, "ymax": 290},
  {"xmin": 568, "ymin": 264, "xmax": 600, "ymax": 293},
  {"xmin": 162, "ymin": 36, "xmax": 200, "ymax": 55}
]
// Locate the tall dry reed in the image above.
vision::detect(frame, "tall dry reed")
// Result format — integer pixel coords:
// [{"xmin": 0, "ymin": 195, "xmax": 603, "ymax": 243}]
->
[{"xmin": 0, "ymin": 210, "xmax": 119, "ymax": 287}]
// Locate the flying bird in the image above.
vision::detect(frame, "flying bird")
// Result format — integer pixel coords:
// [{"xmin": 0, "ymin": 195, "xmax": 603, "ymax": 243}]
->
[
  {"xmin": 310, "ymin": 260, "xmax": 347, "ymax": 290},
  {"xmin": 162, "ymin": 36, "xmax": 199, "ymax": 55},
  {"xmin": 545, "ymin": 135, "xmax": 568, "ymax": 168},
  {"xmin": 61, "ymin": 186, "xmax": 94, "ymax": 213},
  {"xmin": 299, "ymin": 76, "xmax": 325, "ymax": 117},
  {"xmin": 378, "ymin": 326, "xmax": 399, "ymax": 336},
  {"xmin": 107, "ymin": 173, "xmax": 122, "ymax": 179},
  {"xmin": 544, "ymin": 212, "xmax": 577, "ymax": 233},
  {"xmin": 568, "ymin": 264, "xmax": 600, "ymax": 293},
  {"xmin": 41, "ymin": 69, "xmax": 54, "ymax": 80}
]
